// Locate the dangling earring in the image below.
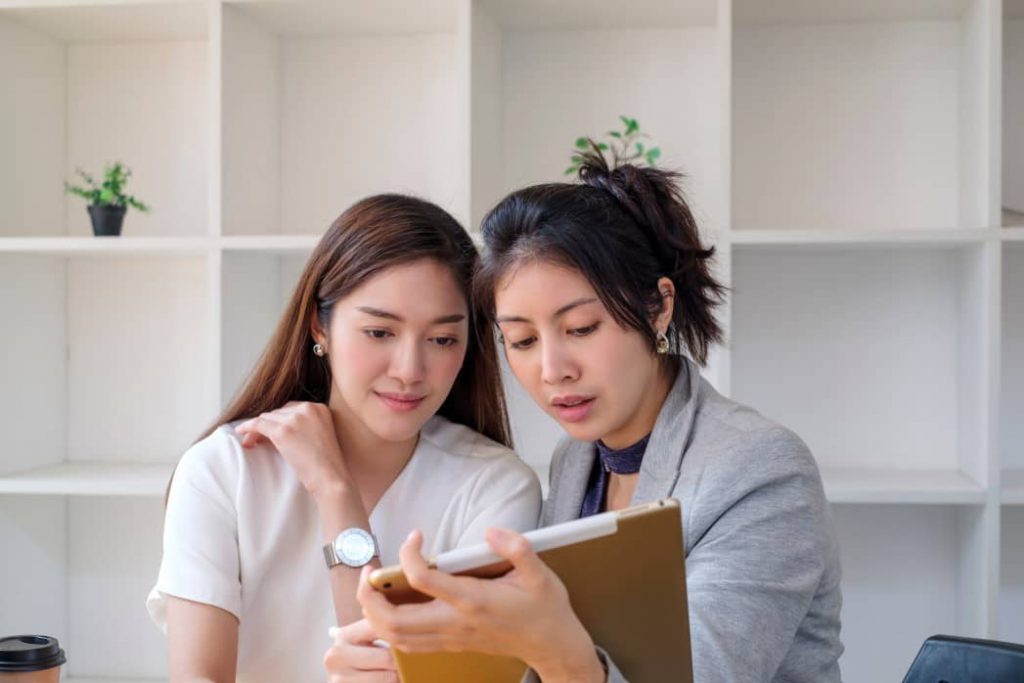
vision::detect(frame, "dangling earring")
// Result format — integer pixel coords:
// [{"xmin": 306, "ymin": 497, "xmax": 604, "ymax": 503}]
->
[
  {"xmin": 656, "ymin": 331, "xmax": 670, "ymax": 355},
  {"xmin": 313, "ymin": 343, "xmax": 326, "ymax": 357}
]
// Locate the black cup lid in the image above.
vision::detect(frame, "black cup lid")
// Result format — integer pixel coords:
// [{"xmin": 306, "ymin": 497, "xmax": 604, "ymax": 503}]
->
[{"xmin": 0, "ymin": 635, "xmax": 66, "ymax": 672}]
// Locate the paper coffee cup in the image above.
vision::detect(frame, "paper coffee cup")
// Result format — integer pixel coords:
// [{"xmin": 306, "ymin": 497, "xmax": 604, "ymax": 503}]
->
[{"xmin": 0, "ymin": 635, "xmax": 66, "ymax": 682}]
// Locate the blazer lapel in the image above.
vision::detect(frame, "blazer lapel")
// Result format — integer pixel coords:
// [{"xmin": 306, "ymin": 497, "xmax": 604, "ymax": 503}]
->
[
  {"xmin": 631, "ymin": 359, "xmax": 701, "ymax": 506},
  {"xmin": 545, "ymin": 439, "xmax": 597, "ymax": 525}
]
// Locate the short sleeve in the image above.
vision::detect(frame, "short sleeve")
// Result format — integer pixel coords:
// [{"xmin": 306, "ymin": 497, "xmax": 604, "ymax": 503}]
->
[
  {"xmin": 454, "ymin": 453, "xmax": 542, "ymax": 548},
  {"xmin": 146, "ymin": 427, "xmax": 243, "ymax": 631}
]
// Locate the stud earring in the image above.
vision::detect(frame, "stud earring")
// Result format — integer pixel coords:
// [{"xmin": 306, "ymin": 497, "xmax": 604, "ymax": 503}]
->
[
  {"xmin": 313, "ymin": 343, "xmax": 326, "ymax": 357},
  {"xmin": 656, "ymin": 332, "xmax": 670, "ymax": 355}
]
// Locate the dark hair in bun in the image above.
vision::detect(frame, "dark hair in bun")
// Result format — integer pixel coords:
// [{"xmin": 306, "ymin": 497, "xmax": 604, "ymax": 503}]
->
[{"xmin": 476, "ymin": 147, "xmax": 726, "ymax": 367}]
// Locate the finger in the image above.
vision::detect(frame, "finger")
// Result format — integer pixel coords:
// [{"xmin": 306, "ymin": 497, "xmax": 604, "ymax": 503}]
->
[
  {"xmin": 343, "ymin": 642, "xmax": 396, "ymax": 671},
  {"xmin": 234, "ymin": 420, "xmax": 269, "ymax": 448},
  {"xmin": 324, "ymin": 644, "xmax": 397, "ymax": 678},
  {"xmin": 485, "ymin": 528, "xmax": 549, "ymax": 585},
  {"xmin": 399, "ymin": 530, "xmax": 481, "ymax": 609},
  {"xmin": 336, "ymin": 619, "xmax": 379, "ymax": 646},
  {"xmin": 358, "ymin": 566, "xmax": 461, "ymax": 638}
]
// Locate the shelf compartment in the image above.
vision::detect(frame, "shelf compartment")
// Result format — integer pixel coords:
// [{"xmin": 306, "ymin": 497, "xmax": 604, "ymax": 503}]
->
[
  {"xmin": 0, "ymin": 462, "xmax": 174, "ymax": 497},
  {"xmin": 220, "ymin": 0, "xmax": 465, "ymax": 236},
  {"xmin": 0, "ymin": 496, "xmax": 167, "ymax": 679},
  {"xmin": 220, "ymin": 250, "xmax": 310, "ymax": 406},
  {"xmin": 468, "ymin": 0, "xmax": 724, "ymax": 230},
  {"xmin": 0, "ymin": 254, "xmax": 216, "ymax": 478},
  {"xmin": 0, "ymin": 2, "xmax": 211, "ymax": 238},
  {"xmin": 733, "ymin": 0, "xmax": 994, "ymax": 231},
  {"xmin": 836, "ymin": 504, "xmax": 990, "ymax": 681},
  {"xmin": 731, "ymin": 245, "xmax": 994, "ymax": 489}
]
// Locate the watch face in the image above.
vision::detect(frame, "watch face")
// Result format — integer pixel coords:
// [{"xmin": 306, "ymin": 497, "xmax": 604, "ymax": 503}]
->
[{"xmin": 335, "ymin": 528, "xmax": 376, "ymax": 567}]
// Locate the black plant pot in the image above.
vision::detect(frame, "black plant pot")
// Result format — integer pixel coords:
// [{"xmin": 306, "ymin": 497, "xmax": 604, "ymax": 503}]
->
[{"xmin": 87, "ymin": 204, "xmax": 126, "ymax": 237}]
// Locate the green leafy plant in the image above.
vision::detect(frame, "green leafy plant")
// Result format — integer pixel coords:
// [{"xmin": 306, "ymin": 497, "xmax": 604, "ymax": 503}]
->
[
  {"xmin": 566, "ymin": 115, "xmax": 662, "ymax": 176},
  {"xmin": 64, "ymin": 162, "xmax": 150, "ymax": 212}
]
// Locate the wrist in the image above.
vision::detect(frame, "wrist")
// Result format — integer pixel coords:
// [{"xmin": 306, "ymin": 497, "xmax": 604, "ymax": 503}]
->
[
  {"xmin": 310, "ymin": 472, "xmax": 356, "ymax": 506},
  {"xmin": 531, "ymin": 629, "xmax": 605, "ymax": 683}
]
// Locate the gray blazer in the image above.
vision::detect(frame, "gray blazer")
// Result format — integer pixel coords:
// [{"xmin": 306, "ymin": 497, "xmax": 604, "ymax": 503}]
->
[{"xmin": 537, "ymin": 359, "xmax": 843, "ymax": 682}]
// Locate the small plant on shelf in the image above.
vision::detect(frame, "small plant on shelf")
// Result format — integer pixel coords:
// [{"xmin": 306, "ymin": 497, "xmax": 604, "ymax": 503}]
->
[
  {"xmin": 65, "ymin": 162, "xmax": 150, "ymax": 236},
  {"xmin": 566, "ymin": 115, "xmax": 662, "ymax": 176}
]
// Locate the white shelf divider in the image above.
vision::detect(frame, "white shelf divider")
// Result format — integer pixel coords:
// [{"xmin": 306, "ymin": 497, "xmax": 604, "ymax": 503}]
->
[
  {"xmin": 730, "ymin": 228, "xmax": 995, "ymax": 249},
  {"xmin": 822, "ymin": 468, "xmax": 987, "ymax": 505},
  {"xmin": 0, "ymin": 236, "xmax": 214, "ymax": 255},
  {"xmin": 218, "ymin": 234, "xmax": 321, "ymax": 252},
  {"xmin": 0, "ymin": 462, "xmax": 175, "ymax": 497}
]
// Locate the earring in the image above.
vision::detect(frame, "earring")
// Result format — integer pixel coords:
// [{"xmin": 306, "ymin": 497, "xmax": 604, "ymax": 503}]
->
[
  {"xmin": 656, "ymin": 331, "xmax": 670, "ymax": 355},
  {"xmin": 313, "ymin": 343, "xmax": 326, "ymax": 357}
]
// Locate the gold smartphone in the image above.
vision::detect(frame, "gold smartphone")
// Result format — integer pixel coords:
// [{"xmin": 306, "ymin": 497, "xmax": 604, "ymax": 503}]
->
[{"xmin": 369, "ymin": 498, "xmax": 693, "ymax": 683}]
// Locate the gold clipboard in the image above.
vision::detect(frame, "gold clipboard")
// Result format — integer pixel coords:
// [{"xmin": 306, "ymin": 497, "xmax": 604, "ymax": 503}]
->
[{"xmin": 371, "ymin": 498, "xmax": 692, "ymax": 683}]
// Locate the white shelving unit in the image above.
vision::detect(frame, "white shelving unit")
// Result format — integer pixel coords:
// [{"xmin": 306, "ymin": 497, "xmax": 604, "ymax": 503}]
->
[{"xmin": 0, "ymin": 0, "xmax": 1019, "ymax": 681}]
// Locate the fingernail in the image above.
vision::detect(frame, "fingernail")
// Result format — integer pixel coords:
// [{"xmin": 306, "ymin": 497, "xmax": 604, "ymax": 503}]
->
[{"xmin": 328, "ymin": 626, "xmax": 341, "ymax": 639}]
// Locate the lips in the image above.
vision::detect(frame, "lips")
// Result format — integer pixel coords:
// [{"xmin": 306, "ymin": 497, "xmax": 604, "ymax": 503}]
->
[
  {"xmin": 550, "ymin": 395, "xmax": 595, "ymax": 423},
  {"xmin": 376, "ymin": 391, "xmax": 426, "ymax": 413}
]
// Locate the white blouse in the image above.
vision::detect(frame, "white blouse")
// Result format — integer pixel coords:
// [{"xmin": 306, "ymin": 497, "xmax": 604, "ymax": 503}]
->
[{"xmin": 147, "ymin": 415, "xmax": 542, "ymax": 683}]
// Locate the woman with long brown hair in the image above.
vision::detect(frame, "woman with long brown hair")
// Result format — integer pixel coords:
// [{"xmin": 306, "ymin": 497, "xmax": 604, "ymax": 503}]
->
[{"xmin": 146, "ymin": 194, "xmax": 541, "ymax": 682}]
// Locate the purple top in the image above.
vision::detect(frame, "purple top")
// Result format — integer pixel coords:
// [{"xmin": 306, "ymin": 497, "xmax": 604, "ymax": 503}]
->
[{"xmin": 579, "ymin": 433, "xmax": 651, "ymax": 518}]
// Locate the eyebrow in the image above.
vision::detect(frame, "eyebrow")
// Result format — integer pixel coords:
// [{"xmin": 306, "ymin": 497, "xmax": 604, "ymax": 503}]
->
[
  {"xmin": 356, "ymin": 306, "xmax": 465, "ymax": 325},
  {"xmin": 495, "ymin": 297, "xmax": 599, "ymax": 324}
]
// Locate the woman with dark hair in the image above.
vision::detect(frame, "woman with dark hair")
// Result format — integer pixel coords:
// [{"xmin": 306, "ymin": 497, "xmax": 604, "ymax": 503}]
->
[
  {"xmin": 146, "ymin": 195, "xmax": 541, "ymax": 682},
  {"xmin": 349, "ymin": 155, "xmax": 843, "ymax": 682}
]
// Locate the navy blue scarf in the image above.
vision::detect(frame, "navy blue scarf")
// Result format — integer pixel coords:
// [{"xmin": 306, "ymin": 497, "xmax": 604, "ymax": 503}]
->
[{"xmin": 580, "ymin": 433, "xmax": 650, "ymax": 518}]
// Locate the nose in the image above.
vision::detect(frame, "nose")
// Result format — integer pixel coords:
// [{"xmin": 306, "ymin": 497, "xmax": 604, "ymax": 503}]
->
[
  {"xmin": 540, "ymin": 337, "xmax": 579, "ymax": 386},
  {"xmin": 389, "ymin": 336, "xmax": 426, "ymax": 386}
]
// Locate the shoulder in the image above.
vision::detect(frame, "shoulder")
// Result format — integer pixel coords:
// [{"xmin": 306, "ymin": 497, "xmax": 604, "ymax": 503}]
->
[
  {"xmin": 418, "ymin": 415, "xmax": 540, "ymax": 489},
  {"xmin": 695, "ymin": 385, "xmax": 817, "ymax": 477},
  {"xmin": 680, "ymin": 385, "xmax": 827, "ymax": 517},
  {"xmin": 170, "ymin": 421, "xmax": 280, "ymax": 500}
]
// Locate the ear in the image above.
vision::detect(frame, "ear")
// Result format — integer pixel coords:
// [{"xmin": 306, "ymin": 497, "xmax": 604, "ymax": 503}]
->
[
  {"xmin": 310, "ymin": 309, "xmax": 328, "ymax": 348},
  {"xmin": 654, "ymin": 277, "xmax": 675, "ymax": 335}
]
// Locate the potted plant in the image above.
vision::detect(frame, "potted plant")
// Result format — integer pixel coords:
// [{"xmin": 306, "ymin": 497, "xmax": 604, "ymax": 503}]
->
[
  {"xmin": 566, "ymin": 115, "xmax": 662, "ymax": 175},
  {"xmin": 64, "ymin": 162, "xmax": 150, "ymax": 236}
]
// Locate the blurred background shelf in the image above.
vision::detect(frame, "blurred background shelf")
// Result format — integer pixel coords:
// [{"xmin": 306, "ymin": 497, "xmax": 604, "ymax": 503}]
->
[
  {"xmin": 729, "ymin": 228, "xmax": 994, "ymax": 249},
  {"xmin": 822, "ymin": 468, "xmax": 987, "ymax": 505},
  {"xmin": 1004, "ymin": 470, "xmax": 1024, "ymax": 504},
  {"xmin": 0, "ymin": 237, "xmax": 214, "ymax": 255},
  {"xmin": 0, "ymin": 462, "xmax": 174, "ymax": 497},
  {"xmin": 0, "ymin": 0, "xmax": 1020, "ymax": 680}
]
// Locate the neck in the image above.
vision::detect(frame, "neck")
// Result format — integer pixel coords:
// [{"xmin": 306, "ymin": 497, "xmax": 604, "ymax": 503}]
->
[{"xmin": 601, "ymin": 361, "xmax": 676, "ymax": 450}]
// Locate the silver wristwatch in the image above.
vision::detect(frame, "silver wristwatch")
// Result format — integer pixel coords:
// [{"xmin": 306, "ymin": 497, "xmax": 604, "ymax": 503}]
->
[{"xmin": 323, "ymin": 527, "xmax": 379, "ymax": 569}]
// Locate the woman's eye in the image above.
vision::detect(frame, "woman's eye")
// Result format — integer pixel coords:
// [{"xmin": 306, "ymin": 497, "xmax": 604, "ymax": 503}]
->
[
  {"xmin": 432, "ymin": 336, "xmax": 458, "ymax": 348},
  {"xmin": 569, "ymin": 324, "xmax": 598, "ymax": 337},
  {"xmin": 509, "ymin": 336, "xmax": 536, "ymax": 350},
  {"xmin": 365, "ymin": 329, "xmax": 392, "ymax": 340}
]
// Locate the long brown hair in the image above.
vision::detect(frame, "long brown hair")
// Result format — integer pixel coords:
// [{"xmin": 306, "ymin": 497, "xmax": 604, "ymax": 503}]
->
[{"xmin": 202, "ymin": 194, "xmax": 511, "ymax": 446}]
